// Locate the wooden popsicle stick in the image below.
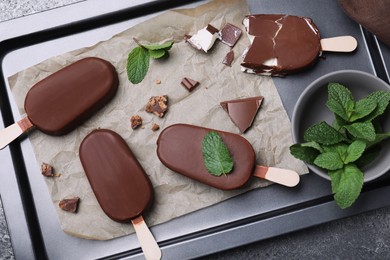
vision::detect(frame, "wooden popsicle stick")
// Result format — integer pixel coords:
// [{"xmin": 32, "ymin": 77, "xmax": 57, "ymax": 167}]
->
[
  {"xmin": 0, "ymin": 117, "xmax": 34, "ymax": 150},
  {"xmin": 253, "ymin": 165, "xmax": 300, "ymax": 187},
  {"xmin": 320, "ymin": 36, "xmax": 357, "ymax": 52},
  {"xmin": 131, "ymin": 215, "xmax": 161, "ymax": 260}
]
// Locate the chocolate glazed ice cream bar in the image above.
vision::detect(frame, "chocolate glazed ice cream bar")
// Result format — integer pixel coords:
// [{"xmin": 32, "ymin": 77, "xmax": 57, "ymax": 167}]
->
[
  {"xmin": 241, "ymin": 14, "xmax": 358, "ymax": 76},
  {"xmin": 80, "ymin": 129, "xmax": 161, "ymax": 260},
  {"xmin": 156, "ymin": 124, "xmax": 299, "ymax": 190},
  {"xmin": 0, "ymin": 57, "xmax": 119, "ymax": 149}
]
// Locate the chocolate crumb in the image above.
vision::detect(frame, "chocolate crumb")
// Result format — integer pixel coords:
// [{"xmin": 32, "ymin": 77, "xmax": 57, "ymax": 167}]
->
[
  {"xmin": 145, "ymin": 95, "xmax": 168, "ymax": 118},
  {"xmin": 151, "ymin": 123, "xmax": 160, "ymax": 131},
  {"xmin": 130, "ymin": 115, "xmax": 143, "ymax": 129},
  {"xmin": 41, "ymin": 162, "xmax": 54, "ymax": 177},
  {"xmin": 181, "ymin": 77, "xmax": 199, "ymax": 92},
  {"xmin": 223, "ymin": 50, "xmax": 235, "ymax": 66},
  {"xmin": 59, "ymin": 197, "xmax": 80, "ymax": 213}
]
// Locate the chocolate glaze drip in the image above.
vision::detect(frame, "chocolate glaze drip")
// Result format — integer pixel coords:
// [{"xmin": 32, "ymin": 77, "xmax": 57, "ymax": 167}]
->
[
  {"xmin": 241, "ymin": 14, "xmax": 321, "ymax": 76},
  {"xmin": 156, "ymin": 124, "xmax": 255, "ymax": 190},
  {"xmin": 80, "ymin": 129, "xmax": 153, "ymax": 222},
  {"xmin": 24, "ymin": 57, "xmax": 119, "ymax": 135}
]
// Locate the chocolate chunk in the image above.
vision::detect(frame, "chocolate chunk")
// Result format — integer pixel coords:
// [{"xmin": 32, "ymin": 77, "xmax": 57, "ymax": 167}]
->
[
  {"xmin": 186, "ymin": 24, "xmax": 219, "ymax": 52},
  {"xmin": 181, "ymin": 77, "xmax": 200, "ymax": 92},
  {"xmin": 41, "ymin": 162, "xmax": 54, "ymax": 177},
  {"xmin": 145, "ymin": 95, "xmax": 168, "ymax": 118},
  {"xmin": 219, "ymin": 23, "xmax": 242, "ymax": 47},
  {"xmin": 59, "ymin": 197, "xmax": 80, "ymax": 213},
  {"xmin": 223, "ymin": 50, "xmax": 235, "ymax": 66},
  {"xmin": 220, "ymin": 96, "xmax": 264, "ymax": 133},
  {"xmin": 151, "ymin": 123, "xmax": 160, "ymax": 131},
  {"xmin": 130, "ymin": 115, "xmax": 143, "ymax": 129}
]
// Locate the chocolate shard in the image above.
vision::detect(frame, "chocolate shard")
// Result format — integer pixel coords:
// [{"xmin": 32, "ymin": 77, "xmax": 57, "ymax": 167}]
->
[
  {"xmin": 181, "ymin": 77, "xmax": 200, "ymax": 92},
  {"xmin": 219, "ymin": 23, "xmax": 242, "ymax": 47},
  {"xmin": 59, "ymin": 197, "xmax": 80, "ymax": 213},
  {"xmin": 220, "ymin": 96, "xmax": 264, "ymax": 133},
  {"xmin": 223, "ymin": 50, "xmax": 235, "ymax": 66}
]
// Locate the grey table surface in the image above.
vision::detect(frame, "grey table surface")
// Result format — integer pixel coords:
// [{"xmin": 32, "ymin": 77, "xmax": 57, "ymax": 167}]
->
[{"xmin": 1, "ymin": 1, "xmax": 390, "ymax": 259}]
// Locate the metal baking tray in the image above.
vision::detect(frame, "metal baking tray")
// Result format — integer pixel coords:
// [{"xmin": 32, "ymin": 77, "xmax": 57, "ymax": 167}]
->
[{"xmin": 1, "ymin": 0, "xmax": 390, "ymax": 259}]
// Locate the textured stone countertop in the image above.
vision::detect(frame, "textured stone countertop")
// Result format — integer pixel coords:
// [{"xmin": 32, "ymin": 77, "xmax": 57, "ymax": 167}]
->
[{"xmin": 0, "ymin": 1, "xmax": 390, "ymax": 259}]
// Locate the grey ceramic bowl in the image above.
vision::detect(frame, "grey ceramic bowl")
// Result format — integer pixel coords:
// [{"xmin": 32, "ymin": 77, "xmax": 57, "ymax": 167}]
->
[{"xmin": 291, "ymin": 70, "xmax": 390, "ymax": 182}]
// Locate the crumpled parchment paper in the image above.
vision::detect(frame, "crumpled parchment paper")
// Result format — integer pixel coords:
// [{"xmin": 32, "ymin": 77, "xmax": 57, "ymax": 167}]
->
[{"xmin": 8, "ymin": 0, "xmax": 308, "ymax": 240}]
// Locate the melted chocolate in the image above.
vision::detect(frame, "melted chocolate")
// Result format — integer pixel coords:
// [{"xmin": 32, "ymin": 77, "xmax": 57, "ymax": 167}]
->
[
  {"xmin": 79, "ymin": 129, "xmax": 153, "ymax": 222},
  {"xmin": 24, "ymin": 57, "xmax": 119, "ymax": 135},
  {"xmin": 156, "ymin": 124, "xmax": 255, "ymax": 190},
  {"xmin": 241, "ymin": 14, "xmax": 321, "ymax": 76},
  {"xmin": 220, "ymin": 96, "xmax": 263, "ymax": 133}
]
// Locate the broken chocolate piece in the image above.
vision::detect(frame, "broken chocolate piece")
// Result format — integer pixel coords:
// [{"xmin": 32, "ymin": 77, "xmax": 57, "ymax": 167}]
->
[
  {"xmin": 241, "ymin": 14, "xmax": 321, "ymax": 76},
  {"xmin": 220, "ymin": 96, "xmax": 264, "ymax": 133},
  {"xmin": 219, "ymin": 23, "xmax": 242, "ymax": 47},
  {"xmin": 59, "ymin": 197, "xmax": 80, "ymax": 213},
  {"xmin": 145, "ymin": 95, "xmax": 168, "ymax": 118},
  {"xmin": 151, "ymin": 123, "xmax": 160, "ymax": 131},
  {"xmin": 223, "ymin": 50, "xmax": 235, "ymax": 66},
  {"xmin": 130, "ymin": 115, "xmax": 143, "ymax": 129},
  {"xmin": 186, "ymin": 24, "xmax": 219, "ymax": 52},
  {"xmin": 41, "ymin": 162, "xmax": 54, "ymax": 177},
  {"xmin": 181, "ymin": 77, "xmax": 200, "ymax": 92}
]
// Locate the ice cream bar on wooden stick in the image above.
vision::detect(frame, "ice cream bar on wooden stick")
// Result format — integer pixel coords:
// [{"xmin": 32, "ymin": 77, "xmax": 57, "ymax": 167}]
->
[
  {"xmin": 0, "ymin": 57, "xmax": 119, "ymax": 149},
  {"xmin": 241, "ymin": 14, "xmax": 357, "ymax": 76},
  {"xmin": 80, "ymin": 129, "xmax": 161, "ymax": 260},
  {"xmin": 156, "ymin": 124, "xmax": 299, "ymax": 190}
]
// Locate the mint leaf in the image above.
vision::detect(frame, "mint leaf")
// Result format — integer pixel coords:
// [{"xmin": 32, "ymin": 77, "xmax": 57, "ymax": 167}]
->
[
  {"xmin": 148, "ymin": 49, "xmax": 166, "ymax": 59},
  {"xmin": 344, "ymin": 121, "xmax": 376, "ymax": 141},
  {"xmin": 366, "ymin": 132, "xmax": 390, "ymax": 148},
  {"xmin": 290, "ymin": 143, "xmax": 321, "ymax": 164},
  {"xmin": 350, "ymin": 97, "xmax": 377, "ymax": 122},
  {"xmin": 344, "ymin": 140, "xmax": 366, "ymax": 164},
  {"xmin": 329, "ymin": 164, "xmax": 364, "ymax": 209},
  {"xmin": 304, "ymin": 121, "xmax": 345, "ymax": 145},
  {"xmin": 323, "ymin": 143, "xmax": 348, "ymax": 159},
  {"xmin": 326, "ymin": 83, "xmax": 355, "ymax": 121},
  {"xmin": 142, "ymin": 40, "xmax": 174, "ymax": 51},
  {"xmin": 126, "ymin": 46, "xmax": 149, "ymax": 84},
  {"xmin": 202, "ymin": 132, "xmax": 233, "ymax": 176},
  {"xmin": 362, "ymin": 90, "xmax": 390, "ymax": 121},
  {"xmin": 314, "ymin": 151, "xmax": 343, "ymax": 170}
]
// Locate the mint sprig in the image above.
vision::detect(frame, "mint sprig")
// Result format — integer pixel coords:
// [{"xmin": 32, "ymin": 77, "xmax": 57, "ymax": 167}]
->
[
  {"xmin": 290, "ymin": 83, "xmax": 390, "ymax": 209},
  {"xmin": 126, "ymin": 39, "xmax": 174, "ymax": 84},
  {"xmin": 202, "ymin": 132, "xmax": 234, "ymax": 176}
]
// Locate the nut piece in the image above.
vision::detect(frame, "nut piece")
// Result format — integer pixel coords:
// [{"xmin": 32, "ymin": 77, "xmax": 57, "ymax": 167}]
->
[
  {"xmin": 59, "ymin": 197, "xmax": 80, "ymax": 213},
  {"xmin": 155, "ymin": 79, "xmax": 161, "ymax": 85},
  {"xmin": 151, "ymin": 123, "xmax": 160, "ymax": 131},
  {"xmin": 41, "ymin": 162, "xmax": 54, "ymax": 177},
  {"xmin": 130, "ymin": 115, "xmax": 143, "ymax": 129},
  {"xmin": 145, "ymin": 95, "xmax": 168, "ymax": 118}
]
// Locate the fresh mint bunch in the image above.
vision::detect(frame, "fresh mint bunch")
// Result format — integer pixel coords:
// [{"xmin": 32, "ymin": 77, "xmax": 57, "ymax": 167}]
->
[
  {"xmin": 126, "ymin": 39, "xmax": 174, "ymax": 84},
  {"xmin": 202, "ymin": 132, "xmax": 234, "ymax": 176},
  {"xmin": 290, "ymin": 83, "xmax": 390, "ymax": 209}
]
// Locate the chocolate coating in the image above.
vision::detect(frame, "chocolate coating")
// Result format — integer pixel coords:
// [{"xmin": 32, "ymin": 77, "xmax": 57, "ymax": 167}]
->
[
  {"xmin": 79, "ymin": 129, "xmax": 153, "ymax": 222},
  {"xmin": 220, "ymin": 96, "xmax": 263, "ymax": 133},
  {"xmin": 156, "ymin": 124, "xmax": 255, "ymax": 190},
  {"xmin": 241, "ymin": 14, "xmax": 321, "ymax": 76},
  {"xmin": 24, "ymin": 57, "xmax": 119, "ymax": 135}
]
